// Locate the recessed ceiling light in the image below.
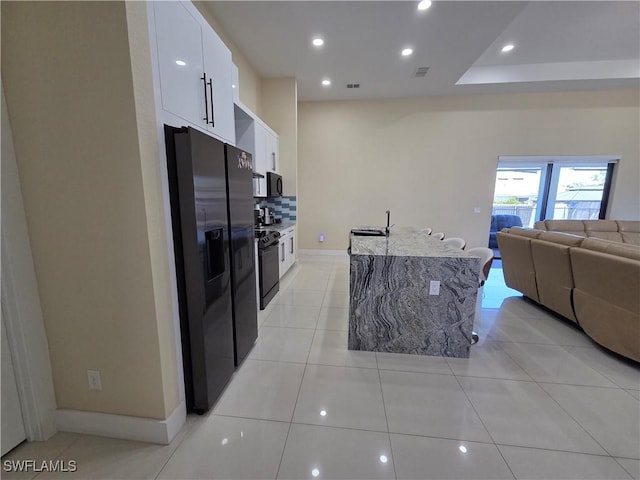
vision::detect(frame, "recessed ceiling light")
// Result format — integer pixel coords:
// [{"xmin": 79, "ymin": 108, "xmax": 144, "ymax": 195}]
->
[
  {"xmin": 322, "ymin": 79, "xmax": 331, "ymax": 86},
  {"xmin": 401, "ymin": 48, "xmax": 413, "ymax": 56},
  {"xmin": 312, "ymin": 38, "xmax": 324, "ymax": 47},
  {"xmin": 175, "ymin": 60, "xmax": 186, "ymax": 66},
  {"xmin": 501, "ymin": 43, "xmax": 515, "ymax": 53},
  {"xmin": 417, "ymin": 0, "xmax": 432, "ymax": 10}
]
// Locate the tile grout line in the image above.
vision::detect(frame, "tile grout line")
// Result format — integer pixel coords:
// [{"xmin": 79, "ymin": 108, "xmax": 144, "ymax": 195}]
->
[
  {"xmin": 563, "ymin": 346, "xmax": 640, "ymax": 391},
  {"xmin": 152, "ymin": 417, "xmax": 199, "ymax": 480},
  {"xmin": 451, "ymin": 373, "xmax": 518, "ymax": 480},
  {"xmin": 498, "ymin": 340, "xmax": 617, "ymax": 388},
  {"xmin": 31, "ymin": 433, "xmax": 83, "ymax": 480},
  {"xmin": 274, "ymin": 303, "xmax": 319, "ymax": 480},
  {"xmin": 498, "ymin": 338, "xmax": 620, "ymax": 459},
  {"xmin": 375, "ymin": 352, "xmax": 399, "ymax": 480},
  {"xmin": 494, "ymin": 441, "xmax": 636, "ymax": 459},
  {"xmin": 613, "ymin": 457, "xmax": 639, "ymax": 480},
  {"xmin": 532, "ymin": 379, "xmax": 621, "ymax": 460}
]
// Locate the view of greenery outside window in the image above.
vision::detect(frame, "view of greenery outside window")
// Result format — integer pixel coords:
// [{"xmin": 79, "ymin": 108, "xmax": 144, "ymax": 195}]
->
[
  {"xmin": 550, "ymin": 166, "xmax": 607, "ymax": 220},
  {"xmin": 492, "ymin": 163, "xmax": 612, "ymax": 228},
  {"xmin": 492, "ymin": 168, "xmax": 542, "ymax": 228}
]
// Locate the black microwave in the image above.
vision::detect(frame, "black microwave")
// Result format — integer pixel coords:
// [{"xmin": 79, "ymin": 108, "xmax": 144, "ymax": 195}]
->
[{"xmin": 266, "ymin": 172, "xmax": 283, "ymax": 197}]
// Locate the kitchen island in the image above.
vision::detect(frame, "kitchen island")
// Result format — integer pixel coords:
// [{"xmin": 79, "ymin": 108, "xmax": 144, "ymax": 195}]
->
[{"xmin": 349, "ymin": 228, "xmax": 481, "ymax": 358}]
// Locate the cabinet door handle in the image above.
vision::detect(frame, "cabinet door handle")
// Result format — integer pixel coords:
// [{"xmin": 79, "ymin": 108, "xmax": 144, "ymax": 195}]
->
[
  {"xmin": 272, "ymin": 152, "xmax": 276, "ymax": 170},
  {"xmin": 201, "ymin": 74, "xmax": 209, "ymax": 124},
  {"xmin": 281, "ymin": 243, "xmax": 285, "ymax": 261},
  {"xmin": 208, "ymin": 77, "xmax": 215, "ymax": 127},
  {"xmin": 290, "ymin": 237, "xmax": 293, "ymax": 254}
]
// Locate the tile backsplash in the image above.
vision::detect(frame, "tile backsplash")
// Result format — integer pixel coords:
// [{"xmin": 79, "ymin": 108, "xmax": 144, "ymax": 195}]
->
[{"xmin": 256, "ymin": 196, "xmax": 297, "ymax": 222}]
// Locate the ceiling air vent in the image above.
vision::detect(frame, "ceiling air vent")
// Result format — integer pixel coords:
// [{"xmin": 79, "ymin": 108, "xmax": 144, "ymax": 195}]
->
[
  {"xmin": 346, "ymin": 83, "xmax": 360, "ymax": 89},
  {"xmin": 414, "ymin": 67, "xmax": 429, "ymax": 78}
]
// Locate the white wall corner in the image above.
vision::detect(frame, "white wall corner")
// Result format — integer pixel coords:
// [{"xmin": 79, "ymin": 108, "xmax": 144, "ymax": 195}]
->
[
  {"xmin": 55, "ymin": 401, "xmax": 186, "ymax": 445},
  {"xmin": 1, "ymin": 82, "xmax": 58, "ymax": 442}
]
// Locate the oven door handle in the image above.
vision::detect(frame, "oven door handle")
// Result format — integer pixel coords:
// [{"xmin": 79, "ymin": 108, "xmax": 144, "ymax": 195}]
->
[{"xmin": 259, "ymin": 242, "xmax": 279, "ymax": 254}]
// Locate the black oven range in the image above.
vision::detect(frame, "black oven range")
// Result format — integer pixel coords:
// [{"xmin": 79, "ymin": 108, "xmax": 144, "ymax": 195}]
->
[{"xmin": 255, "ymin": 229, "xmax": 281, "ymax": 309}]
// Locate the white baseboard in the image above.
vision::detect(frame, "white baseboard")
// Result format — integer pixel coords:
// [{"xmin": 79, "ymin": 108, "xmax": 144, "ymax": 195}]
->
[
  {"xmin": 55, "ymin": 401, "xmax": 186, "ymax": 445},
  {"xmin": 299, "ymin": 249, "xmax": 348, "ymax": 257}
]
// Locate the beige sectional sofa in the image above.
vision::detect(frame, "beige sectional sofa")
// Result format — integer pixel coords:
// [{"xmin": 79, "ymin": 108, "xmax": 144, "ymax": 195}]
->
[
  {"xmin": 497, "ymin": 221, "xmax": 640, "ymax": 362},
  {"xmin": 534, "ymin": 219, "xmax": 640, "ymax": 245}
]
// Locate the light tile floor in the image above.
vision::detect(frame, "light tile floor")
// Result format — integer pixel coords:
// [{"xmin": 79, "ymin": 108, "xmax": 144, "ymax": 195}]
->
[{"xmin": 3, "ymin": 255, "xmax": 639, "ymax": 479}]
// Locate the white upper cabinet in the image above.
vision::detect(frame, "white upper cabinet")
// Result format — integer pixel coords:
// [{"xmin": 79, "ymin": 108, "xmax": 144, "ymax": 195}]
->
[
  {"xmin": 152, "ymin": 1, "xmax": 235, "ymax": 144},
  {"xmin": 231, "ymin": 64, "xmax": 240, "ymax": 104},
  {"xmin": 266, "ymin": 130, "xmax": 279, "ymax": 173},
  {"xmin": 154, "ymin": 2, "xmax": 204, "ymax": 127},
  {"xmin": 233, "ymin": 102, "xmax": 279, "ymax": 197},
  {"xmin": 253, "ymin": 123, "xmax": 268, "ymax": 197},
  {"xmin": 202, "ymin": 27, "xmax": 235, "ymax": 144}
]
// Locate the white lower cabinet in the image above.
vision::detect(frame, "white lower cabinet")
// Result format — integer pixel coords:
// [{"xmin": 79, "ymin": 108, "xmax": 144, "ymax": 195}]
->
[{"xmin": 278, "ymin": 226, "xmax": 296, "ymax": 278}]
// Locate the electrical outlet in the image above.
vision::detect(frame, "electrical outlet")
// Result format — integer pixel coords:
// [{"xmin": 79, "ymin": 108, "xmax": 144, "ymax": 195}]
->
[
  {"xmin": 429, "ymin": 280, "xmax": 440, "ymax": 295},
  {"xmin": 318, "ymin": 233, "xmax": 325, "ymax": 243},
  {"xmin": 87, "ymin": 370, "xmax": 102, "ymax": 391},
  {"xmin": 473, "ymin": 207, "xmax": 481, "ymax": 214}
]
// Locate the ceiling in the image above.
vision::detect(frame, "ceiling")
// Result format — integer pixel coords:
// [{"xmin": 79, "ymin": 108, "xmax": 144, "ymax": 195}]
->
[{"xmin": 203, "ymin": 1, "xmax": 640, "ymax": 101}]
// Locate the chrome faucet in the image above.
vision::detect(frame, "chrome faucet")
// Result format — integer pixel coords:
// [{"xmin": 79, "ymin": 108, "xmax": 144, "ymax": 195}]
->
[{"xmin": 385, "ymin": 210, "xmax": 391, "ymax": 236}]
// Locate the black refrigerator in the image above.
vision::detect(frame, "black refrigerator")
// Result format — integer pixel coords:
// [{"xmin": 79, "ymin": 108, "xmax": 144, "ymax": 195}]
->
[{"xmin": 164, "ymin": 125, "xmax": 258, "ymax": 413}]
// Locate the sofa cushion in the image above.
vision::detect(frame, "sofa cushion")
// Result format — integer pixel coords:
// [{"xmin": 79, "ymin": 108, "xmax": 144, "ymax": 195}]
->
[
  {"xmin": 584, "ymin": 220, "xmax": 623, "ymax": 242},
  {"xmin": 617, "ymin": 221, "xmax": 640, "ymax": 245},
  {"xmin": 531, "ymin": 236, "xmax": 579, "ymax": 322},
  {"xmin": 506, "ymin": 227, "xmax": 542, "ymax": 239},
  {"xmin": 570, "ymin": 247, "xmax": 640, "ymax": 361},
  {"xmin": 580, "ymin": 238, "xmax": 640, "ymax": 261},
  {"xmin": 537, "ymin": 231, "xmax": 585, "ymax": 247},
  {"xmin": 571, "ymin": 248, "xmax": 640, "ymax": 313},
  {"xmin": 542, "ymin": 220, "xmax": 587, "ymax": 235},
  {"xmin": 496, "ymin": 230, "xmax": 540, "ymax": 301},
  {"xmin": 604, "ymin": 243, "xmax": 640, "ymax": 261}
]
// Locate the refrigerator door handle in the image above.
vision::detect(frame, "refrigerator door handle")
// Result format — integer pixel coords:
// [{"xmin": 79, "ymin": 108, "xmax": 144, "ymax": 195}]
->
[{"xmin": 201, "ymin": 73, "xmax": 209, "ymax": 124}]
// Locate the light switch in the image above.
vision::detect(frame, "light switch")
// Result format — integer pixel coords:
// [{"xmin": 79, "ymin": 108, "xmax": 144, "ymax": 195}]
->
[
  {"xmin": 429, "ymin": 280, "xmax": 440, "ymax": 295},
  {"xmin": 87, "ymin": 370, "xmax": 102, "ymax": 391}
]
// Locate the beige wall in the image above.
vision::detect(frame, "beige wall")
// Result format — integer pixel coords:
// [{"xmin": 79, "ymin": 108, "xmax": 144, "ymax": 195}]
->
[
  {"xmin": 194, "ymin": 1, "xmax": 262, "ymax": 116},
  {"xmin": 2, "ymin": 1, "xmax": 178, "ymax": 420},
  {"xmin": 125, "ymin": 1, "xmax": 179, "ymax": 419},
  {"xmin": 261, "ymin": 78, "xmax": 298, "ymax": 197},
  {"xmin": 298, "ymin": 90, "xmax": 640, "ymax": 250}
]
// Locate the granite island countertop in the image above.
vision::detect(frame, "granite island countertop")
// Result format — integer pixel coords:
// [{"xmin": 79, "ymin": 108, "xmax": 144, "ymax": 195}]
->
[
  {"xmin": 350, "ymin": 227, "xmax": 472, "ymax": 258},
  {"xmin": 348, "ymin": 226, "xmax": 481, "ymax": 358}
]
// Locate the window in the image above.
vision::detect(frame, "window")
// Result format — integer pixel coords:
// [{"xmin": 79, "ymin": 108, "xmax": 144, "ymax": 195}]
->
[{"xmin": 492, "ymin": 156, "xmax": 617, "ymax": 227}]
